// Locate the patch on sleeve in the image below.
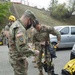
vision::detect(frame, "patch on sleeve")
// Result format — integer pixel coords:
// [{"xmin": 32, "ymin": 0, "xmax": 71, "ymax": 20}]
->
[
  {"xmin": 16, "ymin": 33, "xmax": 26, "ymax": 46},
  {"xmin": 19, "ymin": 37, "xmax": 23, "ymax": 42}
]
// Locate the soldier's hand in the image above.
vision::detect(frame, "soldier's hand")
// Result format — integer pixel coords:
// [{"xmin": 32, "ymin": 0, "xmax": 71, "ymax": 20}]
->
[{"xmin": 55, "ymin": 42, "xmax": 60, "ymax": 48}]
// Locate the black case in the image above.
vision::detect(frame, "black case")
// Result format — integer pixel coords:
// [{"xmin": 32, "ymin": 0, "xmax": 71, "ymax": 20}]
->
[{"xmin": 70, "ymin": 44, "xmax": 75, "ymax": 60}]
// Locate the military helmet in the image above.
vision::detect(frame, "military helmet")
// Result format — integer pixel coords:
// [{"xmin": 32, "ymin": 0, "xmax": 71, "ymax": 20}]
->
[
  {"xmin": 33, "ymin": 19, "xmax": 39, "ymax": 28},
  {"xmin": 9, "ymin": 15, "xmax": 16, "ymax": 21},
  {"xmin": 25, "ymin": 10, "xmax": 36, "ymax": 21}
]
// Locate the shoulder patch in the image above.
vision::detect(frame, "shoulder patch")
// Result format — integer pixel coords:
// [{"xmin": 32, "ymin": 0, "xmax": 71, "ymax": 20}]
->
[{"xmin": 16, "ymin": 33, "xmax": 26, "ymax": 45}]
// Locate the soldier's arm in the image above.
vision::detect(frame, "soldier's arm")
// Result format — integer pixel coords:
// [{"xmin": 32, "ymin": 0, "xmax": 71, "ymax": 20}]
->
[
  {"xmin": 10, "ymin": 27, "xmax": 27, "ymax": 52},
  {"xmin": 48, "ymin": 27, "xmax": 61, "ymax": 46},
  {"xmin": 33, "ymin": 34, "xmax": 42, "ymax": 50},
  {"xmin": 33, "ymin": 34, "xmax": 38, "ymax": 43},
  {"xmin": 14, "ymin": 29, "xmax": 34, "ymax": 57},
  {"xmin": 33, "ymin": 34, "xmax": 37, "ymax": 44},
  {"xmin": 15, "ymin": 29, "xmax": 27, "ymax": 52}
]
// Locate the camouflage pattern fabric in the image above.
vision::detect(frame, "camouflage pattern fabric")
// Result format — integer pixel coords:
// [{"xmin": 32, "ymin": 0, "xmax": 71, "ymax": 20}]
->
[
  {"xmin": 9, "ymin": 19, "xmax": 29, "ymax": 75},
  {"xmin": 33, "ymin": 26, "xmax": 61, "ymax": 74},
  {"xmin": 5, "ymin": 23, "xmax": 11, "ymax": 31},
  {"xmin": 4, "ymin": 23, "xmax": 12, "ymax": 46},
  {"xmin": 1, "ymin": 28, "xmax": 6, "ymax": 45}
]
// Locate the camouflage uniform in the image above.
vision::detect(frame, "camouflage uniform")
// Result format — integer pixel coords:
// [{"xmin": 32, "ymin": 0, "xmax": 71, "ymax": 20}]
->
[
  {"xmin": 1, "ymin": 28, "xmax": 6, "ymax": 45},
  {"xmin": 9, "ymin": 10, "xmax": 36, "ymax": 75},
  {"xmin": 4, "ymin": 23, "xmax": 12, "ymax": 46},
  {"xmin": 5, "ymin": 23, "xmax": 12, "ymax": 31},
  {"xmin": 33, "ymin": 26, "xmax": 61, "ymax": 75},
  {"xmin": 9, "ymin": 19, "xmax": 29, "ymax": 75}
]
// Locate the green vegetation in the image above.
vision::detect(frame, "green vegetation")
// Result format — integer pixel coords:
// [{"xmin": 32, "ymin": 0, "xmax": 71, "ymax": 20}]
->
[
  {"xmin": 14, "ymin": 4, "xmax": 67, "ymax": 26},
  {"xmin": 0, "ymin": 0, "xmax": 75, "ymax": 31},
  {"xmin": 0, "ymin": 2, "xmax": 11, "ymax": 29},
  {"xmin": 48, "ymin": 0, "xmax": 75, "ymax": 22},
  {"xmin": 49, "ymin": 3, "xmax": 69, "ymax": 19}
]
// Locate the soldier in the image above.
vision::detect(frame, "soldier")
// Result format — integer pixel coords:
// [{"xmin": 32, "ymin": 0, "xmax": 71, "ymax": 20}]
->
[
  {"xmin": 5, "ymin": 15, "xmax": 16, "ymax": 37},
  {"xmin": 8, "ymin": 10, "xmax": 36, "ymax": 75},
  {"xmin": 4, "ymin": 15, "xmax": 16, "ymax": 47},
  {"xmin": 33, "ymin": 19, "xmax": 61, "ymax": 75}
]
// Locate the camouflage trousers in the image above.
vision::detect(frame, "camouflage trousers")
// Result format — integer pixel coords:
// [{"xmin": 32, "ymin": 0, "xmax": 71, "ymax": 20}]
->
[
  {"xmin": 9, "ymin": 57, "xmax": 28, "ymax": 75},
  {"xmin": 37, "ymin": 47, "xmax": 54, "ymax": 74}
]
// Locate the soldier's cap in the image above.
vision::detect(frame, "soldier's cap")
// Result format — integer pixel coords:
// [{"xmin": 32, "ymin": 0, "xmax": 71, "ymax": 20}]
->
[
  {"xmin": 25, "ymin": 10, "xmax": 36, "ymax": 21},
  {"xmin": 33, "ymin": 19, "xmax": 39, "ymax": 28}
]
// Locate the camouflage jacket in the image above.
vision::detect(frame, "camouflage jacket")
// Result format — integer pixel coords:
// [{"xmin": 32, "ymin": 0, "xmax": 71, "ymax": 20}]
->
[
  {"xmin": 33, "ymin": 26, "xmax": 61, "ymax": 50},
  {"xmin": 5, "ymin": 23, "xmax": 11, "ymax": 31},
  {"xmin": 9, "ymin": 19, "xmax": 29, "ymax": 59}
]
